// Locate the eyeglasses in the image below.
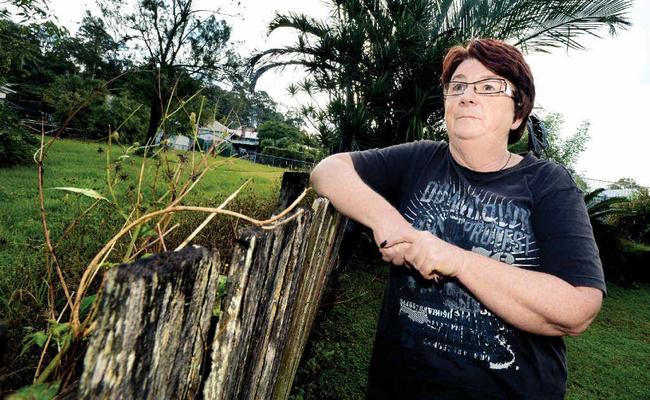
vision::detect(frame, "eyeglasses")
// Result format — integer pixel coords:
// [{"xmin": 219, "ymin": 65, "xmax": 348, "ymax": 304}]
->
[{"xmin": 443, "ymin": 78, "xmax": 514, "ymax": 97}]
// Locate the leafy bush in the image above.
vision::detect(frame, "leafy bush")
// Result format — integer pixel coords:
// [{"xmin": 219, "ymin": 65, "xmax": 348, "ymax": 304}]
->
[
  {"xmin": 0, "ymin": 103, "xmax": 38, "ymax": 168},
  {"xmin": 585, "ymin": 188, "xmax": 650, "ymax": 285},
  {"xmin": 612, "ymin": 188, "xmax": 650, "ymax": 244},
  {"xmin": 258, "ymin": 120, "xmax": 320, "ymax": 150},
  {"xmin": 584, "ymin": 189, "xmax": 632, "ymax": 285},
  {"xmin": 291, "ymin": 250, "xmax": 386, "ymax": 400},
  {"xmin": 260, "ymin": 138, "xmax": 274, "ymax": 148},
  {"xmin": 258, "ymin": 120, "xmax": 301, "ymax": 142},
  {"xmin": 261, "ymin": 145, "xmax": 304, "ymax": 160},
  {"xmin": 275, "ymin": 136, "xmax": 293, "ymax": 148},
  {"xmin": 43, "ymin": 74, "xmax": 148, "ymax": 142}
]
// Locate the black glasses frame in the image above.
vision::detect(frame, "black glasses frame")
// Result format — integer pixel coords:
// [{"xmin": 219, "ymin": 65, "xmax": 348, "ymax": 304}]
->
[{"xmin": 443, "ymin": 78, "xmax": 513, "ymax": 97}]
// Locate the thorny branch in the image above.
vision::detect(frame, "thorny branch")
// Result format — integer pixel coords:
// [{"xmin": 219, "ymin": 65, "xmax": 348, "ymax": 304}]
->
[
  {"xmin": 71, "ymin": 186, "xmax": 312, "ymax": 334},
  {"xmin": 37, "ymin": 122, "xmax": 75, "ymax": 315}
]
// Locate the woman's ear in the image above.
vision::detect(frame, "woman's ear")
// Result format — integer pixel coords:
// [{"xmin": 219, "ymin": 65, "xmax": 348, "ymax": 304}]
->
[{"xmin": 511, "ymin": 116, "xmax": 524, "ymax": 130}]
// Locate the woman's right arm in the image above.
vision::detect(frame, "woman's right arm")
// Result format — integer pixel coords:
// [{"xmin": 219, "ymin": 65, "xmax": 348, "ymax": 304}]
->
[{"xmin": 309, "ymin": 153, "xmax": 412, "ymax": 246}]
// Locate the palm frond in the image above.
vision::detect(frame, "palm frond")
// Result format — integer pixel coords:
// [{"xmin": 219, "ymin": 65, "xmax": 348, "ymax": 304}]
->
[
  {"xmin": 249, "ymin": 0, "xmax": 633, "ymax": 152},
  {"xmin": 584, "ymin": 188, "xmax": 606, "ymax": 204},
  {"xmin": 513, "ymin": 0, "xmax": 632, "ymax": 51},
  {"xmin": 267, "ymin": 12, "xmax": 330, "ymax": 38}
]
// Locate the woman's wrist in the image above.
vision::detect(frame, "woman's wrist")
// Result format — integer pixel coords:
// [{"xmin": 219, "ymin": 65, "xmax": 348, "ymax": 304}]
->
[
  {"xmin": 450, "ymin": 245, "xmax": 470, "ymax": 279},
  {"xmin": 370, "ymin": 208, "xmax": 411, "ymax": 245}
]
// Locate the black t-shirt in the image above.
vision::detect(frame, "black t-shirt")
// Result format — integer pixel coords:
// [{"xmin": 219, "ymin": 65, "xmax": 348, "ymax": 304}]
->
[{"xmin": 350, "ymin": 140, "xmax": 606, "ymax": 400}]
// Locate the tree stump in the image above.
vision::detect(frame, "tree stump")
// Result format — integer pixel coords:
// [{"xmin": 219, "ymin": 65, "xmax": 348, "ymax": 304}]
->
[{"xmin": 275, "ymin": 172, "xmax": 310, "ymax": 211}]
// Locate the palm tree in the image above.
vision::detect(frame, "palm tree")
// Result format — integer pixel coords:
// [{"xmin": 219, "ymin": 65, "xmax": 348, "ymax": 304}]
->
[{"xmin": 250, "ymin": 0, "xmax": 632, "ymax": 153}]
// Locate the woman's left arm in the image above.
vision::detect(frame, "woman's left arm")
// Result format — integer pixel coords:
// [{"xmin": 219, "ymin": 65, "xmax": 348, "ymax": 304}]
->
[
  {"xmin": 381, "ymin": 231, "xmax": 603, "ymax": 337},
  {"xmin": 456, "ymin": 245, "xmax": 602, "ymax": 336}
]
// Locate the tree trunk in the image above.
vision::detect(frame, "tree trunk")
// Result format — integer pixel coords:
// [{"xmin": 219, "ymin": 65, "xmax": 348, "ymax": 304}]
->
[{"xmin": 145, "ymin": 90, "xmax": 163, "ymax": 144}]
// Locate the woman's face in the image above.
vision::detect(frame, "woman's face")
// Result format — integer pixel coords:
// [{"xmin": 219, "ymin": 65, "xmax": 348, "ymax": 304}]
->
[{"xmin": 444, "ymin": 58, "xmax": 522, "ymax": 144}]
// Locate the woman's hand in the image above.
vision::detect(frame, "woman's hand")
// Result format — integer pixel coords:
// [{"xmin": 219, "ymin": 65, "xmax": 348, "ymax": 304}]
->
[{"xmin": 380, "ymin": 230, "xmax": 467, "ymax": 281}]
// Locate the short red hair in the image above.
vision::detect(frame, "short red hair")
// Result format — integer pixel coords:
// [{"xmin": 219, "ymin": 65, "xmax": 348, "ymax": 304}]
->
[{"xmin": 441, "ymin": 39, "xmax": 535, "ymax": 144}]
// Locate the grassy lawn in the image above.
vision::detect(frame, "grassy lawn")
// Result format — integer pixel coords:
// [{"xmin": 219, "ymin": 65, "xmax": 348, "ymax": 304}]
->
[
  {"xmin": 566, "ymin": 284, "xmax": 650, "ymax": 399},
  {"xmin": 0, "ymin": 138, "xmax": 285, "ymax": 308},
  {"xmin": 293, "ymin": 251, "xmax": 650, "ymax": 400},
  {"xmin": 0, "ymin": 137, "xmax": 285, "ymax": 390}
]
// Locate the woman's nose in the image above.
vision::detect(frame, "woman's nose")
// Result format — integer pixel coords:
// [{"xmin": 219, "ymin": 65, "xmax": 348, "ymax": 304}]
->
[{"xmin": 459, "ymin": 86, "xmax": 478, "ymax": 104}]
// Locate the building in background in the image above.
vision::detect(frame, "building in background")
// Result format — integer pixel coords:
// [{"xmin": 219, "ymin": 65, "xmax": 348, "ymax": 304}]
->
[{"xmin": 0, "ymin": 85, "xmax": 16, "ymax": 102}]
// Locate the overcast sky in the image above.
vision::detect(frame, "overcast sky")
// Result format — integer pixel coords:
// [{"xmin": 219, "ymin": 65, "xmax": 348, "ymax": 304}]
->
[{"xmin": 48, "ymin": 0, "xmax": 649, "ymax": 186}]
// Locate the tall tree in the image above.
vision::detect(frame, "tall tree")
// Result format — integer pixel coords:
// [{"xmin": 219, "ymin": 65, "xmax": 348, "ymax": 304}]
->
[
  {"xmin": 71, "ymin": 11, "xmax": 124, "ymax": 80},
  {"xmin": 99, "ymin": 0, "xmax": 238, "ymax": 142},
  {"xmin": 251, "ymin": 0, "xmax": 632, "ymax": 153},
  {"xmin": 1, "ymin": 18, "xmax": 77, "ymax": 105},
  {"xmin": 539, "ymin": 112, "xmax": 590, "ymax": 174},
  {"xmin": 0, "ymin": 0, "xmax": 48, "ymax": 20}
]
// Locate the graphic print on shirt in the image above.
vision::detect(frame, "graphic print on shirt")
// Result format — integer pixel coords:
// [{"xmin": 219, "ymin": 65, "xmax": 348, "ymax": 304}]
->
[{"xmin": 399, "ymin": 179, "xmax": 540, "ymax": 371}]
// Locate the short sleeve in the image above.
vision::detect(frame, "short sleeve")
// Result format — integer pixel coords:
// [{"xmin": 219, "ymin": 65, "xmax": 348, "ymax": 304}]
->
[
  {"xmin": 349, "ymin": 141, "xmax": 440, "ymax": 206},
  {"xmin": 533, "ymin": 187, "xmax": 607, "ymax": 295}
]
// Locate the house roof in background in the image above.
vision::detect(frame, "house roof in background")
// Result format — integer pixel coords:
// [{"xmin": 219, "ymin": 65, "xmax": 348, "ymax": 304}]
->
[{"xmin": 201, "ymin": 120, "xmax": 236, "ymax": 134}]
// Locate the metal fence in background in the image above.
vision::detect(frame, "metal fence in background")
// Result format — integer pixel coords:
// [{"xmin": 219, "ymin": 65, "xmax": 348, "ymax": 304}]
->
[
  {"xmin": 583, "ymin": 177, "xmax": 648, "ymax": 190},
  {"xmin": 240, "ymin": 151, "xmax": 315, "ymax": 171}
]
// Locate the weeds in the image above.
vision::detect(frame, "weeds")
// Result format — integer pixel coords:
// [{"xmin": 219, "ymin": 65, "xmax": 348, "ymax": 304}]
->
[{"xmin": 2, "ymin": 77, "xmax": 301, "ymax": 396}]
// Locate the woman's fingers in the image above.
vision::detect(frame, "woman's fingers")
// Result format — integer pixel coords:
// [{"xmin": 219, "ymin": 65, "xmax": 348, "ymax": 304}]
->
[
  {"xmin": 401, "ymin": 233, "xmax": 443, "ymax": 280},
  {"xmin": 381, "ymin": 230, "xmax": 460, "ymax": 281},
  {"xmin": 380, "ymin": 243, "xmax": 409, "ymax": 266},
  {"xmin": 381, "ymin": 229, "xmax": 420, "ymax": 249}
]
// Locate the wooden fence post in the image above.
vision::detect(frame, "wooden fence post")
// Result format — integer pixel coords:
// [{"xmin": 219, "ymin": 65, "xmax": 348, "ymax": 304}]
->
[
  {"xmin": 271, "ymin": 198, "xmax": 346, "ymax": 400},
  {"xmin": 201, "ymin": 196, "xmax": 346, "ymax": 399},
  {"xmin": 78, "ymin": 172, "xmax": 347, "ymax": 400},
  {"xmin": 275, "ymin": 172, "xmax": 310, "ymax": 211},
  {"xmin": 78, "ymin": 247, "xmax": 222, "ymax": 399}
]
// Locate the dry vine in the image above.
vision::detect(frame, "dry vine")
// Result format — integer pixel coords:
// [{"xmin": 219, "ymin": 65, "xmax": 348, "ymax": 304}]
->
[{"xmin": 70, "ymin": 186, "xmax": 311, "ymax": 333}]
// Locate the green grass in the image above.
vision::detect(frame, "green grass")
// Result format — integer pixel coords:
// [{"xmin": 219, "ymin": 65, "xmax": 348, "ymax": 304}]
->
[
  {"xmin": 293, "ymin": 250, "xmax": 650, "ymax": 400},
  {"xmin": 3, "ymin": 138, "xmax": 649, "ymax": 399},
  {"xmin": 566, "ymin": 284, "xmax": 650, "ymax": 399},
  {"xmin": 0, "ymin": 137, "xmax": 284, "ymax": 390},
  {"xmin": 0, "ymin": 138, "xmax": 284, "ymax": 310},
  {"xmin": 292, "ymin": 252, "xmax": 387, "ymax": 400}
]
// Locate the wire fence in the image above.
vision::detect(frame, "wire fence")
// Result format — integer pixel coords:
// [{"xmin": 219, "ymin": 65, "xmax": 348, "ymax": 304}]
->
[
  {"xmin": 583, "ymin": 177, "xmax": 648, "ymax": 191},
  {"xmin": 239, "ymin": 151, "xmax": 315, "ymax": 171}
]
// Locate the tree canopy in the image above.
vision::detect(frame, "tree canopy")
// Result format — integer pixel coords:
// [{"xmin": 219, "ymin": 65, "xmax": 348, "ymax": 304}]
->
[
  {"xmin": 251, "ymin": 0, "xmax": 633, "ymax": 153},
  {"xmin": 1, "ymin": 0, "xmax": 301, "ymax": 145},
  {"xmin": 609, "ymin": 177, "xmax": 642, "ymax": 190},
  {"xmin": 98, "ymin": 0, "xmax": 240, "ymax": 141}
]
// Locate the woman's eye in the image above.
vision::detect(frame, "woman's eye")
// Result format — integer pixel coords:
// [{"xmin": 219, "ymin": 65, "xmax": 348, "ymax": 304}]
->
[
  {"xmin": 451, "ymin": 83, "xmax": 465, "ymax": 92},
  {"xmin": 481, "ymin": 84, "xmax": 496, "ymax": 92}
]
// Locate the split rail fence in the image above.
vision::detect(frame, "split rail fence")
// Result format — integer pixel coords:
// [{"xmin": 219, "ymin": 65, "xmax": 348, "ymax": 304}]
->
[{"xmin": 76, "ymin": 172, "xmax": 347, "ymax": 399}]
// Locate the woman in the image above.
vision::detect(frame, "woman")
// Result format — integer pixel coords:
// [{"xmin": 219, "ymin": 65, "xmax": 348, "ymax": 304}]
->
[{"xmin": 310, "ymin": 39, "xmax": 605, "ymax": 399}]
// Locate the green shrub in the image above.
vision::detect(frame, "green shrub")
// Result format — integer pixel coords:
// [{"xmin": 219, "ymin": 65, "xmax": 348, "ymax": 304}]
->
[
  {"xmin": 43, "ymin": 74, "xmax": 149, "ymax": 142},
  {"xmin": 258, "ymin": 120, "xmax": 302, "ymax": 142},
  {"xmin": 612, "ymin": 188, "xmax": 650, "ymax": 244},
  {"xmin": 260, "ymin": 138, "xmax": 274, "ymax": 148},
  {"xmin": 0, "ymin": 103, "xmax": 38, "ymax": 168},
  {"xmin": 261, "ymin": 145, "xmax": 305, "ymax": 161},
  {"xmin": 291, "ymin": 251, "xmax": 386, "ymax": 400}
]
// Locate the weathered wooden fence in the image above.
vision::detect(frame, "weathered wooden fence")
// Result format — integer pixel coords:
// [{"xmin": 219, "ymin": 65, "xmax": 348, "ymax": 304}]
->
[{"xmin": 78, "ymin": 172, "xmax": 346, "ymax": 399}]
